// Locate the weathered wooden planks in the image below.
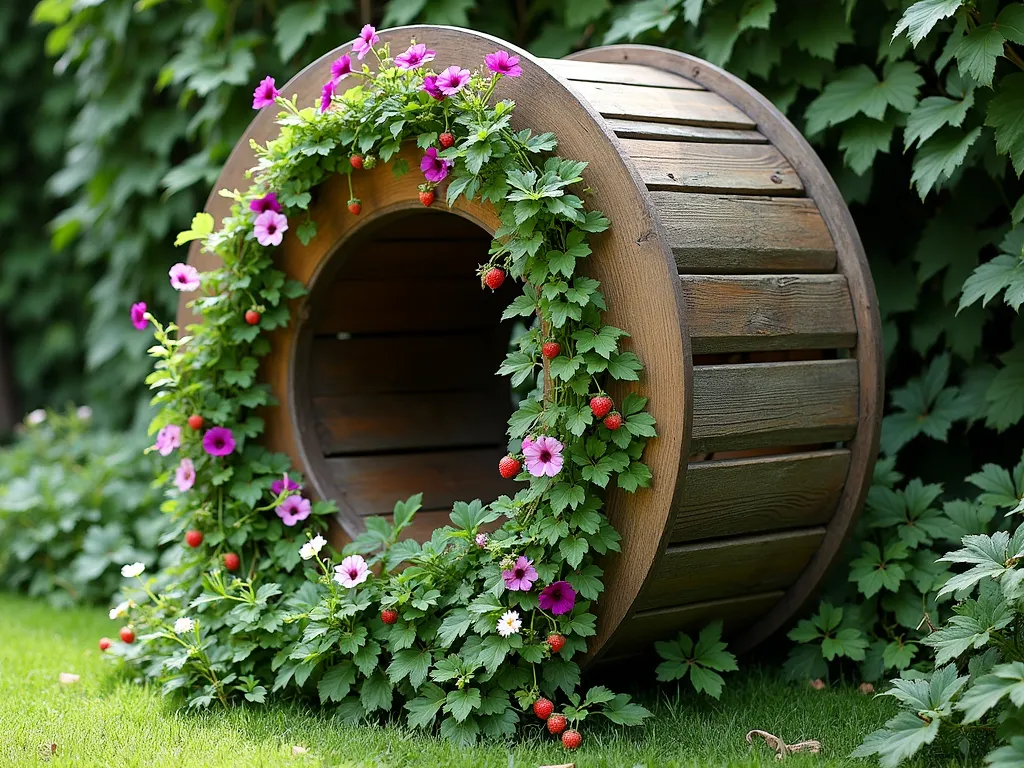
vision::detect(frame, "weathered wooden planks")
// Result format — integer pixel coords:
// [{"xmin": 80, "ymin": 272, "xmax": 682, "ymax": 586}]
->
[
  {"xmin": 572, "ymin": 81, "xmax": 756, "ymax": 129},
  {"xmin": 541, "ymin": 58, "xmax": 703, "ymax": 89},
  {"xmin": 674, "ymin": 450, "xmax": 850, "ymax": 542},
  {"xmin": 606, "ymin": 118, "xmax": 767, "ymax": 144},
  {"xmin": 638, "ymin": 529, "xmax": 825, "ymax": 611},
  {"xmin": 690, "ymin": 359, "xmax": 859, "ymax": 453},
  {"xmin": 681, "ymin": 274, "xmax": 857, "ymax": 353}
]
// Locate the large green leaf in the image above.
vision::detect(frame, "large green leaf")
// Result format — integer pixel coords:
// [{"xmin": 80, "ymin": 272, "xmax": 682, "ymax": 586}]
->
[
  {"xmin": 893, "ymin": 0, "xmax": 964, "ymax": 46},
  {"xmin": 987, "ymin": 73, "xmax": 1024, "ymax": 175},
  {"xmin": 806, "ymin": 62, "xmax": 923, "ymax": 134}
]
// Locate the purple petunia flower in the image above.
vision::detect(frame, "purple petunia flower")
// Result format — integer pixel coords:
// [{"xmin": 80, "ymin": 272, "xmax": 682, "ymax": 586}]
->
[
  {"xmin": 169, "ymin": 263, "xmax": 201, "ymax": 292},
  {"xmin": 271, "ymin": 475, "xmax": 302, "ymax": 496},
  {"xmin": 154, "ymin": 424, "xmax": 182, "ymax": 457},
  {"xmin": 249, "ymin": 192, "xmax": 281, "ymax": 214},
  {"xmin": 420, "ymin": 147, "xmax": 453, "ymax": 184},
  {"xmin": 175, "ymin": 457, "xmax": 196, "ymax": 492},
  {"xmin": 277, "ymin": 495, "xmax": 312, "ymax": 526},
  {"xmin": 538, "ymin": 580, "xmax": 577, "ymax": 615},
  {"xmin": 320, "ymin": 78, "xmax": 336, "ymax": 114},
  {"xmin": 421, "ymin": 75, "xmax": 446, "ymax": 101},
  {"xmin": 522, "ymin": 435, "xmax": 563, "ymax": 478},
  {"xmin": 394, "ymin": 43, "xmax": 436, "ymax": 70},
  {"xmin": 254, "ymin": 210, "xmax": 288, "ymax": 247},
  {"xmin": 351, "ymin": 24, "xmax": 379, "ymax": 60},
  {"xmin": 252, "ymin": 76, "xmax": 280, "ymax": 109},
  {"xmin": 502, "ymin": 556, "xmax": 538, "ymax": 592},
  {"xmin": 484, "ymin": 50, "xmax": 523, "ymax": 78},
  {"xmin": 202, "ymin": 426, "xmax": 235, "ymax": 457},
  {"xmin": 130, "ymin": 302, "xmax": 148, "ymax": 331},
  {"xmin": 435, "ymin": 65, "xmax": 471, "ymax": 96},
  {"xmin": 331, "ymin": 54, "xmax": 352, "ymax": 81}
]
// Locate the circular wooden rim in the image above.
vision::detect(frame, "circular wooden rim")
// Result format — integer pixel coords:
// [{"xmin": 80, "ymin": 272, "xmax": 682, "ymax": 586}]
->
[
  {"xmin": 177, "ymin": 26, "xmax": 691, "ymax": 664},
  {"xmin": 567, "ymin": 44, "xmax": 884, "ymax": 653}
]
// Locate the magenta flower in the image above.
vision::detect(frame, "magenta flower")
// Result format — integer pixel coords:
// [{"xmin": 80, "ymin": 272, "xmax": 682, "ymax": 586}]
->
[
  {"xmin": 502, "ymin": 556, "xmax": 538, "ymax": 592},
  {"xmin": 435, "ymin": 65, "xmax": 471, "ymax": 96},
  {"xmin": 169, "ymin": 263, "xmax": 201, "ymax": 292},
  {"xmin": 277, "ymin": 495, "xmax": 311, "ymax": 526},
  {"xmin": 249, "ymin": 192, "xmax": 281, "ymax": 214},
  {"xmin": 175, "ymin": 458, "xmax": 196, "ymax": 492},
  {"xmin": 154, "ymin": 424, "xmax": 182, "ymax": 457},
  {"xmin": 352, "ymin": 24, "xmax": 379, "ymax": 60},
  {"xmin": 421, "ymin": 75, "xmax": 446, "ymax": 101},
  {"xmin": 395, "ymin": 43, "xmax": 435, "ymax": 70},
  {"xmin": 522, "ymin": 435, "xmax": 564, "ymax": 477},
  {"xmin": 319, "ymin": 78, "xmax": 336, "ymax": 114},
  {"xmin": 334, "ymin": 555, "xmax": 369, "ymax": 587},
  {"xmin": 252, "ymin": 76, "xmax": 280, "ymax": 109},
  {"xmin": 484, "ymin": 50, "xmax": 523, "ymax": 78},
  {"xmin": 420, "ymin": 147, "xmax": 453, "ymax": 183},
  {"xmin": 331, "ymin": 54, "xmax": 352, "ymax": 81},
  {"xmin": 254, "ymin": 210, "xmax": 288, "ymax": 247},
  {"xmin": 538, "ymin": 580, "xmax": 577, "ymax": 615},
  {"xmin": 271, "ymin": 475, "xmax": 302, "ymax": 496},
  {"xmin": 130, "ymin": 302, "xmax": 148, "ymax": 331},
  {"xmin": 202, "ymin": 426, "xmax": 235, "ymax": 457}
]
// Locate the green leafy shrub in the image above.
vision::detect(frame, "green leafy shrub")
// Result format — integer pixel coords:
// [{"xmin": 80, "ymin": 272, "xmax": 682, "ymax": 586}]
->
[{"xmin": 654, "ymin": 621, "xmax": 739, "ymax": 699}]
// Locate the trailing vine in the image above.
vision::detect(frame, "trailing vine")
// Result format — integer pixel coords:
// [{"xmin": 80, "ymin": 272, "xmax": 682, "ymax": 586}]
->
[{"xmin": 113, "ymin": 30, "xmax": 656, "ymax": 747}]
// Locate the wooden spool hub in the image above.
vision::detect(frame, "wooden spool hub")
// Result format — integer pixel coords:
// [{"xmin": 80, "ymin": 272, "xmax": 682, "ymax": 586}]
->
[{"xmin": 178, "ymin": 26, "xmax": 882, "ymax": 665}]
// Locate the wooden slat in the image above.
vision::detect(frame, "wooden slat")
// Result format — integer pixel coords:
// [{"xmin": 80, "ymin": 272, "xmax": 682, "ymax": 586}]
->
[
  {"xmin": 571, "ymin": 81, "xmax": 756, "ymax": 129},
  {"xmin": 326, "ymin": 448, "xmax": 510, "ymax": 515},
  {"xmin": 681, "ymin": 274, "xmax": 856, "ymax": 353},
  {"xmin": 674, "ymin": 450, "xmax": 850, "ymax": 543},
  {"xmin": 606, "ymin": 118, "xmax": 767, "ymax": 144},
  {"xmin": 638, "ymin": 529, "xmax": 825, "ymax": 611},
  {"xmin": 691, "ymin": 359, "xmax": 859, "ymax": 453},
  {"xmin": 650, "ymin": 192, "xmax": 837, "ymax": 273},
  {"xmin": 541, "ymin": 58, "xmax": 702, "ymax": 89},
  {"xmin": 312, "ymin": 391, "xmax": 510, "ymax": 455}
]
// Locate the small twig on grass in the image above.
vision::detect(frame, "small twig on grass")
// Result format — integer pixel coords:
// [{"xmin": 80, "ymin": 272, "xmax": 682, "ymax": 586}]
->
[{"xmin": 746, "ymin": 730, "xmax": 822, "ymax": 761}]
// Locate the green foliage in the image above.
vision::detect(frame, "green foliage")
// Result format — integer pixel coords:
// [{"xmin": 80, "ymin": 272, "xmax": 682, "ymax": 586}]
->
[{"xmin": 654, "ymin": 621, "xmax": 738, "ymax": 699}]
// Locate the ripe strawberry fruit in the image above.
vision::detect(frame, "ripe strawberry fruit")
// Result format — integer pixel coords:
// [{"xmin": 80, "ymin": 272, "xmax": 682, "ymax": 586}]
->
[
  {"xmin": 483, "ymin": 267, "xmax": 505, "ymax": 291},
  {"xmin": 185, "ymin": 530, "xmax": 203, "ymax": 548},
  {"xmin": 498, "ymin": 455, "xmax": 521, "ymax": 479},
  {"xmin": 381, "ymin": 609, "xmax": 399, "ymax": 625},
  {"xmin": 419, "ymin": 189, "xmax": 435, "ymax": 207},
  {"xmin": 223, "ymin": 552, "xmax": 240, "ymax": 572},
  {"xmin": 245, "ymin": 309, "xmax": 261, "ymax": 326},
  {"xmin": 187, "ymin": 414, "xmax": 205, "ymax": 431},
  {"xmin": 562, "ymin": 730, "xmax": 582, "ymax": 750},
  {"xmin": 439, "ymin": 132, "xmax": 455, "ymax": 148},
  {"xmin": 119, "ymin": 627, "xmax": 135, "ymax": 644},
  {"xmin": 350, "ymin": 154, "xmax": 364, "ymax": 170},
  {"xmin": 98, "ymin": 637, "xmax": 112, "ymax": 652},
  {"xmin": 547, "ymin": 713, "xmax": 567, "ymax": 735},
  {"xmin": 348, "ymin": 199, "xmax": 361, "ymax": 215},
  {"xmin": 546, "ymin": 633, "xmax": 566, "ymax": 653},
  {"xmin": 603, "ymin": 412, "xmax": 623, "ymax": 431},
  {"xmin": 541, "ymin": 341, "xmax": 560, "ymax": 359},
  {"xmin": 590, "ymin": 395, "xmax": 613, "ymax": 419},
  {"xmin": 532, "ymin": 697, "xmax": 554, "ymax": 721}
]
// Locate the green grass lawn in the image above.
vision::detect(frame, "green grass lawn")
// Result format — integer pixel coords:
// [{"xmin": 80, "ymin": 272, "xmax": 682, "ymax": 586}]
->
[{"xmin": 0, "ymin": 590, "xmax": 931, "ymax": 767}]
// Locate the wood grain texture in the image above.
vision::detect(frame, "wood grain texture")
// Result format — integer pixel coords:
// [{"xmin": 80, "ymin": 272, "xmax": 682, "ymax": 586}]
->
[
  {"xmin": 622, "ymin": 139, "xmax": 803, "ymax": 195},
  {"xmin": 651, "ymin": 192, "xmax": 837, "ymax": 273},
  {"xmin": 606, "ymin": 118, "xmax": 767, "ymax": 143},
  {"xmin": 675, "ymin": 450, "xmax": 850, "ymax": 542},
  {"xmin": 571, "ymin": 81, "xmax": 756, "ymax": 129},
  {"xmin": 541, "ymin": 58, "xmax": 703, "ymax": 89},
  {"xmin": 681, "ymin": 274, "xmax": 857, "ymax": 353}
]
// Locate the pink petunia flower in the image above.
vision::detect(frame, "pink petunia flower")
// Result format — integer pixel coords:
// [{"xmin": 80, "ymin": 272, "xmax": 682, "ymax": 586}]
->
[
  {"xmin": 254, "ymin": 210, "xmax": 288, "ymax": 247},
  {"xmin": 351, "ymin": 24, "xmax": 379, "ymax": 60},
  {"xmin": 249, "ymin": 192, "xmax": 281, "ymax": 214},
  {"xmin": 435, "ymin": 65, "xmax": 471, "ymax": 96},
  {"xmin": 271, "ymin": 475, "xmax": 302, "ymax": 496},
  {"xmin": 334, "ymin": 554, "xmax": 370, "ymax": 587},
  {"xmin": 202, "ymin": 426, "xmax": 235, "ymax": 457},
  {"xmin": 277, "ymin": 495, "xmax": 311, "ymax": 526},
  {"xmin": 175, "ymin": 457, "xmax": 196, "ymax": 492},
  {"xmin": 502, "ymin": 556, "xmax": 538, "ymax": 591},
  {"xmin": 421, "ymin": 75, "xmax": 446, "ymax": 100},
  {"xmin": 420, "ymin": 147, "xmax": 452, "ymax": 184},
  {"xmin": 538, "ymin": 580, "xmax": 576, "ymax": 615},
  {"xmin": 252, "ymin": 76, "xmax": 280, "ymax": 109},
  {"xmin": 475, "ymin": 533, "xmax": 488, "ymax": 548},
  {"xmin": 130, "ymin": 302, "xmax": 148, "ymax": 331},
  {"xmin": 484, "ymin": 50, "xmax": 522, "ymax": 78},
  {"xmin": 169, "ymin": 263, "xmax": 201, "ymax": 292},
  {"xmin": 331, "ymin": 54, "xmax": 352, "ymax": 81},
  {"xmin": 394, "ymin": 43, "xmax": 435, "ymax": 70},
  {"xmin": 319, "ymin": 78, "xmax": 336, "ymax": 114},
  {"xmin": 522, "ymin": 435, "xmax": 563, "ymax": 477},
  {"xmin": 154, "ymin": 424, "xmax": 182, "ymax": 457}
]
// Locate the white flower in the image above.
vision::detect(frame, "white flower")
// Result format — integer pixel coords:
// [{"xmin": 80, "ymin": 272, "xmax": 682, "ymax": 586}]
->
[
  {"xmin": 496, "ymin": 610, "xmax": 522, "ymax": 638},
  {"xmin": 26, "ymin": 409, "xmax": 46, "ymax": 426},
  {"xmin": 173, "ymin": 617, "xmax": 194, "ymax": 635},
  {"xmin": 76, "ymin": 405, "xmax": 92, "ymax": 420},
  {"xmin": 333, "ymin": 555, "xmax": 370, "ymax": 588},
  {"xmin": 121, "ymin": 562, "xmax": 145, "ymax": 578},
  {"xmin": 299, "ymin": 534, "xmax": 327, "ymax": 561},
  {"xmin": 109, "ymin": 601, "xmax": 131, "ymax": 620}
]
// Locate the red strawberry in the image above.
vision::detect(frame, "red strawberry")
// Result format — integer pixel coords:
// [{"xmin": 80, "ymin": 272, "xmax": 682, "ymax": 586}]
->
[
  {"xmin": 187, "ymin": 414, "xmax": 205, "ymax": 431},
  {"xmin": 546, "ymin": 633, "xmax": 566, "ymax": 653},
  {"xmin": 547, "ymin": 713, "xmax": 567, "ymax": 735},
  {"xmin": 350, "ymin": 154, "xmax": 364, "ymax": 170},
  {"xmin": 532, "ymin": 697, "xmax": 554, "ymax": 720},
  {"xmin": 603, "ymin": 412, "xmax": 623, "ymax": 431},
  {"xmin": 185, "ymin": 530, "xmax": 203, "ymax": 548},
  {"xmin": 498, "ymin": 455, "xmax": 521, "ymax": 479},
  {"xmin": 439, "ymin": 132, "xmax": 455, "ymax": 149},
  {"xmin": 483, "ymin": 267, "xmax": 505, "ymax": 291},
  {"xmin": 119, "ymin": 627, "xmax": 135, "ymax": 644},
  {"xmin": 419, "ymin": 189, "xmax": 435, "ymax": 207},
  {"xmin": 589, "ymin": 395, "xmax": 613, "ymax": 419},
  {"xmin": 348, "ymin": 200, "xmax": 361, "ymax": 215},
  {"xmin": 223, "ymin": 552, "xmax": 240, "ymax": 572},
  {"xmin": 381, "ymin": 608, "xmax": 399, "ymax": 625},
  {"xmin": 245, "ymin": 309, "xmax": 261, "ymax": 326},
  {"xmin": 98, "ymin": 637, "xmax": 112, "ymax": 652},
  {"xmin": 542, "ymin": 341, "xmax": 560, "ymax": 359},
  {"xmin": 562, "ymin": 730, "xmax": 582, "ymax": 750}
]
